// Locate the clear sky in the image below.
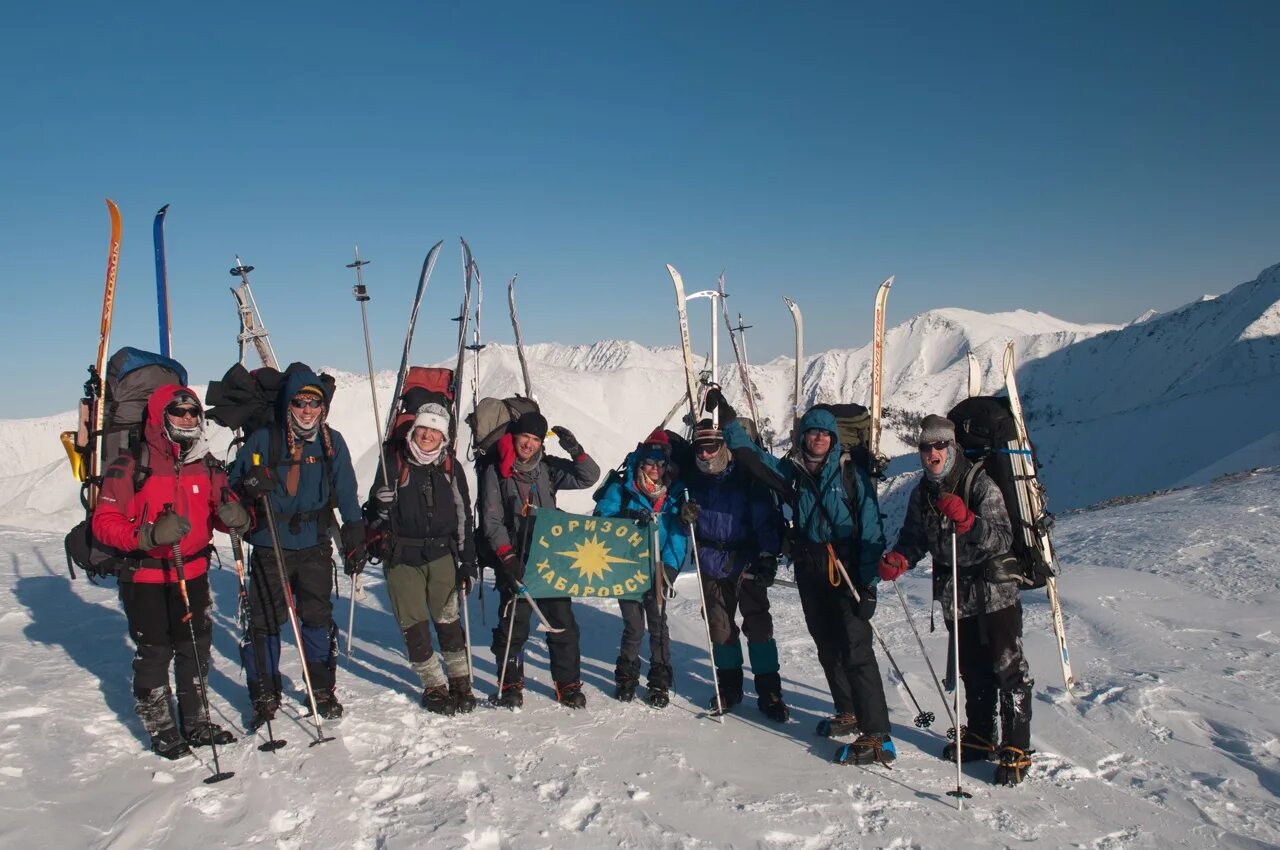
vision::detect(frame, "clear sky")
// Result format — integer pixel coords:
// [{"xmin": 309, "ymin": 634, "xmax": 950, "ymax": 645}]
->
[{"xmin": 3, "ymin": 1, "xmax": 1277, "ymax": 417}]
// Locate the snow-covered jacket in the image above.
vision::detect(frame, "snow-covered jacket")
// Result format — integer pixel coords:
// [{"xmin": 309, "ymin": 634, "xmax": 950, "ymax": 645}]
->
[
  {"xmin": 724, "ymin": 407, "xmax": 885, "ymax": 586},
  {"xmin": 682, "ymin": 461, "xmax": 782, "ymax": 580},
  {"xmin": 478, "ymin": 432, "xmax": 601, "ymax": 562},
  {"xmin": 892, "ymin": 456, "xmax": 1016, "ymax": 619},
  {"xmin": 592, "ymin": 449, "xmax": 689, "ymax": 572},
  {"xmin": 229, "ymin": 367, "xmax": 361, "ymax": 551},
  {"xmin": 92, "ymin": 384, "xmax": 234, "ymax": 584}
]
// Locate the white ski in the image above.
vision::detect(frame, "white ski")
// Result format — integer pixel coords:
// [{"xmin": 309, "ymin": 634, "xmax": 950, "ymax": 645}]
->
[
  {"xmin": 667, "ymin": 264, "xmax": 703, "ymax": 428},
  {"xmin": 783, "ymin": 296, "xmax": 804, "ymax": 433},
  {"xmin": 508, "ymin": 275, "xmax": 534, "ymax": 398},
  {"xmin": 869, "ymin": 275, "xmax": 894, "ymax": 472},
  {"xmin": 967, "ymin": 351, "xmax": 982, "ymax": 398}
]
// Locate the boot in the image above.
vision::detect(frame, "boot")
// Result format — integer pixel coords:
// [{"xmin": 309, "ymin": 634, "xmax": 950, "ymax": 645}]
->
[
  {"xmin": 754, "ymin": 671, "xmax": 790, "ymax": 722},
  {"xmin": 421, "ymin": 685, "xmax": 457, "ymax": 715},
  {"xmin": 150, "ymin": 726, "xmax": 193, "ymax": 761},
  {"xmin": 647, "ymin": 663, "xmax": 673, "ymax": 709},
  {"xmin": 307, "ymin": 660, "xmax": 342, "ymax": 718},
  {"xmin": 709, "ymin": 668, "xmax": 743, "ymax": 713},
  {"xmin": 449, "ymin": 676, "xmax": 477, "ymax": 714},
  {"xmin": 493, "ymin": 677, "xmax": 524, "ymax": 709},
  {"xmin": 998, "ymin": 683, "xmax": 1033, "ymax": 752},
  {"xmin": 994, "ymin": 745, "xmax": 1034, "ymax": 786},
  {"xmin": 942, "ymin": 726, "xmax": 998, "ymax": 763},
  {"xmin": 815, "ymin": 712, "xmax": 859, "ymax": 738},
  {"xmin": 834, "ymin": 733, "xmax": 897, "ymax": 766},
  {"xmin": 184, "ymin": 720, "xmax": 236, "ymax": 747},
  {"xmin": 614, "ymin": 656, "xmax": 640, "ymax": 703},
  {"xmin": 135, "ymin": 686, "xmax": 191, "ymax": 760},
  {"xmin": 556, "ymin": 681, "xmax": 587, "ymax": 709}
]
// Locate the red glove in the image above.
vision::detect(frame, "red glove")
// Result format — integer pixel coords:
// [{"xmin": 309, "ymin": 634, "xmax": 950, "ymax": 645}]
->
[
  {"xmin": 937, "ymin": 494, "xmax": 975, "ymax": 534},
  {"xmin": 879, "ymin": 551, "xmax": 909, "ymax": 582}
]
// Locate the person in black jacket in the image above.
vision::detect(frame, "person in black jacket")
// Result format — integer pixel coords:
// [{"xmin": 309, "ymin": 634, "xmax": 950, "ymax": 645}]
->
[{"xmin": 369, "ymin": 403, "xmax": 478, "ymax": 714}]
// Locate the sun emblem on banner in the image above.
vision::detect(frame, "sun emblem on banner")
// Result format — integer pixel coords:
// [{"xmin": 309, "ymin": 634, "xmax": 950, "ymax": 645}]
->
[{"xmin": 557, "ymin": 534, "xmax": 639, "ymax": 584}]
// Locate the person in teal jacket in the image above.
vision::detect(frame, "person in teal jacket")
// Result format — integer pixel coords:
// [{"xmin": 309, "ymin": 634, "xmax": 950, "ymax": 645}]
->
[
  {"xmin": 707, "ymin": 388, "xmax": 894, "ymax": 765},
  {"xmin": 593, "ymin": 429, "xmax": 689, "ymax": 708}
]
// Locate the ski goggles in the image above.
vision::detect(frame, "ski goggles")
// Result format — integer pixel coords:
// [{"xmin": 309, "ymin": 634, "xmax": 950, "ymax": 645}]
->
[
  {"xmin": 694, "ymin": 442, "xmax": 724, "ymax": 456},
  {"xmin": 165, "ymin": 403, "xmax": 201, "ymax": 419},
  {"xmin": 917, "ymin": 440, "xmax": 951, "ymax": 452},
  {"xmin": 290, "ymin": 397, "xmax": 324, "ymax": 410},
  {"xmin": 638, "ymin": 455, "xmax": 668, "ymax": 469}
]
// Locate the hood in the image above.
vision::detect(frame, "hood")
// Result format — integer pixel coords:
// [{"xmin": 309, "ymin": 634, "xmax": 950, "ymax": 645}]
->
[
  {"xmin": 279, "ymin": 366, "xmax": 328, "ymax": 418},
  {"xmin": 144, "ymin": 384, "xmax": 202, "ymax": 460},
  {"xmin": 796, "ymin": 407, "xmax": 841, "ymax": 452}
]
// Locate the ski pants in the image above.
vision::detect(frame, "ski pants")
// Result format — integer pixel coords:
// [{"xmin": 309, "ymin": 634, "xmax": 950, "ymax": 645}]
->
[
  {"xmin": 947, "ymin": 601, "xmax": 1033, "ymax": 748},
  {"xmin": 795, "ymin": 566, "xmax": 890, "ymax": 733},
  {"xmin": 617, "ymin": 588, "xmax": 672, "ymax": 688},
  {"xmin": 385, "ymin": 554, "xmax": 467, "ymax": 679},
  {"xmin": 701, "ymin": 574, "xmax": 774, "ymax": 647},
  {"xmin": 490, "ymin": 587, "xmax": 580, "ymax": 687},
  {"xmin": 242, "ymin": 543, "xmax": 337, "ymax": 690},
  {"xmin": 119, "ymin": 573, "xmax": 212, "ymax": 727}
]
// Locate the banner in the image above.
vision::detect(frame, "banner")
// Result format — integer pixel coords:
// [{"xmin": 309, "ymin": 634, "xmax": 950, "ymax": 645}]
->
[{"xmin": 523, "ymin": 508, "xmax": 653, "ymax": 600}]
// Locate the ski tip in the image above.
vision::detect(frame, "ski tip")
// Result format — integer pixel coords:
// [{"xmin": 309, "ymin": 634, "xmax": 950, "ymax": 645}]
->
[
  {"xmin": 155, "ymin": 203, "xmax": 170, "ymax": 216},
  {"xmin": 882, "ymin": 274, "xmax": 895, "ymax": 288}
]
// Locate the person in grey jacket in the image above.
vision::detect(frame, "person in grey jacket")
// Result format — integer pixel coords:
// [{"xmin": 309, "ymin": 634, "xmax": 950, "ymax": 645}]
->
[
  {"xmin": 879, "ymin": 414, "xmax": 1034, "ymax": 785},
  {"xmin": 479, "ymin": 411, "xmax": 600, "ymax": 708}
]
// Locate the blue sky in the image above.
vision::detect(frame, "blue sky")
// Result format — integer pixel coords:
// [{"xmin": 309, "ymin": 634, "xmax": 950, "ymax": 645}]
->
[{"xmin": 3, "ymin": 1, "xmax": 1277, "ymax": 416}]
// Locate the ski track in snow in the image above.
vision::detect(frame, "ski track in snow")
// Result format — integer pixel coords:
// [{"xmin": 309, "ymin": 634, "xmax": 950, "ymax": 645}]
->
[{"xmin": 2, "ymin": 472, "xmax": 1280, "ymax": 848}]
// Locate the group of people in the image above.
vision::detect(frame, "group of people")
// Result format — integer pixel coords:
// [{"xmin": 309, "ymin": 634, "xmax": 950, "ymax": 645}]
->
[{"xmin": 91, "ymin": 368, "xmax": 1036, "ymax": 785}]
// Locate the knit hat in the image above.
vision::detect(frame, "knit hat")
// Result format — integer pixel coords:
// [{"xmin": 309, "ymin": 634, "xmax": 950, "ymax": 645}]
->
[
  {"xmin": 295, "ymin": 384, "xmax": 325, "ymax": 401},
  {"xmin": 412, "ymin": 402, "xmax": 451, "ymax": 438},
  {"xmin": 511, "ymin": 410, "xmax": 548, "ymax": 438},
  {"xmin": 918, "ymin": 414, "xmax": 956, "ymax": 446},
  {"xmin": 692, "ymin": 419, "xmax": 724, "ymax": 449},
  {"xmin": 637, "ymin": 428, "xmax": 671, "ymax": 463}
]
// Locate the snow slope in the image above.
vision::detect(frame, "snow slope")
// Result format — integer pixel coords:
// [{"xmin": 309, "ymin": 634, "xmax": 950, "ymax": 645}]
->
[{"xmin": 1, "ymin": 469, "xmax": 1278, "ymax": 848}]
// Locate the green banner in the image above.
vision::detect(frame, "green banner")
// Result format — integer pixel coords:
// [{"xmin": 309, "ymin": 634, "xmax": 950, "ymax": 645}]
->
[{"xmin": 523, "ymin": 508, "xmax": 653, "ymax": 600}]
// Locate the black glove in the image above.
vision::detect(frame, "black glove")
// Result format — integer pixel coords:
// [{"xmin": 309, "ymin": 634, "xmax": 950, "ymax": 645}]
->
[
  {"xmin": 678, "ymin": 500, "xmax": 700, "ymax": 526},
  {"xmin": 241, "ymin": 464, "xmax": 276, "ymax": 497},
  {"xmin": 341, "ymin": 520, "xmax": 367, "ymax": 576},
  {"xmin": 551, "ymin": 426, "xmax": 584, "ymax": 457},
  {"xmin": 662, "ymin": 564, "xmax": 679, "ymax": 599},
  {"xmin": 457, "ymin": 562, "xmax": 477, "ymax": 596},
  {"xmin": 138, "ymin": 512, "xmax": 190, "ymax": 551},
  {"xmin": 702, "ymin": 385, "xmax": 736, "ymax": 425},
  {"xmin": 748, "ymin": 553, "xmax": 778, "ymax": 587},
  {"xmin": 855, "ymin": 584, "xmax": 878, "ymax": 620},
  {"xmin": 498, "ymin": 548, "xmax": 525, "ymax": 590},
  {"xmin": 217, "ymin": 500, "xmax": 252, "ymax": 535}
]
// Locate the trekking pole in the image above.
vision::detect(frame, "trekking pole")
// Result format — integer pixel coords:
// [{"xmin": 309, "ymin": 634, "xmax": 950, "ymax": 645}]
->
[
  {"xmin": 460, "ymin": 578, "xmax": 474, "ymax": 685},
  {"xmin": 891, "ymin": 581, "xmax": 956, "ymax": 728},
  {"xmin": 228, "ymin": 524, "xmax": 286, "ymax": 752},
  {"xmin": 494, "ymin": 596, "xmax": 518, "ymax": 699},
  {"xmin": 347, "ymin": 245, "xmax": 389, "ymax": 663},
  {"xmin": 945, "ymin": 527, "xmax": 971, "ymax": 809},
  {"xmin": 162, "ymin": 509, "xmax": 235, "ymax": 784},
  {"xmin": 515, "ymin": 584, "xmax": 567, "ymax": 633},
  {"xmin": 257, "ymin": 488, "xmax": 334, "ymax": 746},
  {"xmin": 685, "ymin": 514, "xmax": 724, "ymax": 722}
]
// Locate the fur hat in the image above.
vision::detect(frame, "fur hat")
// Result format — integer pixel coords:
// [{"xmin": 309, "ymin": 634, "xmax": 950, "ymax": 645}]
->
[
  {"xmin": 511, "ymin": 411, "xmax": 549, "ymax": 438},
  {"xmin": 412, "ymin": 402, "xmax": 450, "ymax": 438}
]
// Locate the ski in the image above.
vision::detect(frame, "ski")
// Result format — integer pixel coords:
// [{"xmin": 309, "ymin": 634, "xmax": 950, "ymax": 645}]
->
[
  {"xmin": 869, "ymin": 275, "xmax": 894, "ymax": 473},
  {"xmin": 84, "ymin": 198, "xmax": 123, "ymax": 505},
  {"xmin": 450, "ymin": 239, "xmax": 477, "ymax": 449},
  {"xmin": 717, "ymin": 272, "xmax": 761, "ymax": 427},
  {"xmin": 967, "ymin": 351, "xmax": 982, "ymax": 397},
  {"xmin": 783, "ymin": 296, "xmax": 804, "ymax": 435},
  {"xmin": 229, "ymin": 258, "xmax": 279, "ymax": 369},
  {"xmin": 466, "ymin": 255, "xmax": 486, "ymax": 456},
  {"xmin": 1002, "ymin": 342, "xmax": 1075, "ymax": 694},
  {"xmin": 508, "ymin": 275, "xmax": 534, "ymax": 398},
  {"xmin": 153, "ymin": 204, "xmax": 172, "ymax": 358},
  {"xmin": 382, "ymin": 240, "xmax": 444, "ymax": 441},
  {"xmin": 666, "ymin": 264, "xmax": 703, "ymax": 428}
]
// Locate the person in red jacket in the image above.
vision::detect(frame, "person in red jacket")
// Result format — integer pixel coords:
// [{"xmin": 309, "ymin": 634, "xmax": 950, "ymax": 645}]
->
[{"xmin": 92, "ymin": 384, "xmax": 252, "ymax": 759}]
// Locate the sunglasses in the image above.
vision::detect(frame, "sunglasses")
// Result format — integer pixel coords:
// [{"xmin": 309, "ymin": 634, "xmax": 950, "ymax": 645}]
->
[
  {"xmin": 165, "ymin": 404, "xmax": 200, "ymax": 419},
  {"xmin": 291, "ymin": 397, "xmax": 324, "ymax": 410},
  {"xmin": 695, "ymin": 443, "xmax": 723, "ymax": 456},
  {"xmin": 638, "ymin": 457, "xmax": 668, "ymax": 468},
  {"xmin": 918, "ymin": 440, "xmax": 950, "ymax": 452}
]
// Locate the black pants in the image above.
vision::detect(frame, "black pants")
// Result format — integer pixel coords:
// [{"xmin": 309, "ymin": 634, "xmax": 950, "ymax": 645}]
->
[
  {"xmin": 243, "ymin": 544, "xmax": 337, "ymax": 688},
  {"xmin": 617, "ymin": 589, "xmax": 671, "ymax": 687},
  {"xmin": 490, "ymin": 588, "xmax": 580, "ymax": 686},
  {"xmin": 948, "ymin": 602, "xmax": 1033, "ymax": 748},
  {"xmin": 795, "ymin": 567, "xmax": 890, "ymax": 733},
  {"xmin": 702, "ymin": 575, "xmax": 773, "ymax": 646},
  {"xmin": 119, "ymin": 574, "xmax": 212, "ymax": 726}
]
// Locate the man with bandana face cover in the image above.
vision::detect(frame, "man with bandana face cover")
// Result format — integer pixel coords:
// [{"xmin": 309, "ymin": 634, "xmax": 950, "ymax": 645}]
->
[{"xmin": 92, "ymin": 385, "xmax": 251, "ymax": 759}]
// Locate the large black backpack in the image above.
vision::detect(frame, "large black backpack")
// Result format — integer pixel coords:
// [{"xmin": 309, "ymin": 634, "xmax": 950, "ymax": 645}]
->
[{"xmin": 947, "ymin": 396, "xmax": 1058, "ymax": 589}]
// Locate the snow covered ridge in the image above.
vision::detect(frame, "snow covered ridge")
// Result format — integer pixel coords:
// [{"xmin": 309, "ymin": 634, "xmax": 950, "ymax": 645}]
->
[
  {"xmin": 1, "ymin": 465, "xmax": 1278, "ymax": 847},
  {"xmin": 2, "ymin": 264, "xmax": 1277, "ymax": 526}
]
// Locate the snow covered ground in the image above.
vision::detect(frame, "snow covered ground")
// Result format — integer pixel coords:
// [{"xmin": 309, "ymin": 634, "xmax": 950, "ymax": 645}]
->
[{"xmin": 2, "ymin": 469, "xmax": 1277, "ymax": 849}]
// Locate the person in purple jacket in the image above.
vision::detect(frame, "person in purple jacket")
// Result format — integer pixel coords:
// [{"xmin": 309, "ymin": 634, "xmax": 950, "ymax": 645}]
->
[{"xmin": 681, "ymin": 419, "xmax": 787, "ymax": 720}]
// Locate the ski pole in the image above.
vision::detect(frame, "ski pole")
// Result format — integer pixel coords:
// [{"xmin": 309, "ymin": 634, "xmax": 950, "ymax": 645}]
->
[
  {"xmin": 945, "ymin": 527, "xmax": 971, "ymax": 809},
  {"xmin": 685, "ymin": 514, "xmax": 724, "ymax": 722},
  {"xmin": 228, "ymin": 525, "xmax": 286, "ymax": 752},
  {"xmin": 495, "ymin": 596, "xmax": 518, "ymax": 698},
  {"xmin": 891, "ymin": 581, "xmax": 955, "ymax": 728},
  {"xmin": 257, "ymin": 486, "xmax": 333, "ymax": 746},
  {"xmin": 163, "ymin": 511, "xmax": 234, "ymax": 784},
  {"xmin": 460, "ymin": 577, "xmax": 474, "ymax": 686}
]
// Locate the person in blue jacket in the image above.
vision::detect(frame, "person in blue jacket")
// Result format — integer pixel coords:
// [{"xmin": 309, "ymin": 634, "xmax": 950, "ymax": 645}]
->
[
  {"xmin": 681, "ymin": 419, "xmax": 786, "ymax": 720},
  {"xmin": 706, "ymin": 387, "xmax": 894, "ymax": 766},
  {"xmin": 593, "ymin": 429, "xmax": 689, "ymax": 708},
  {"xmin": 229, "ymin": 366, "xmax": 365, "ymax": 725}
]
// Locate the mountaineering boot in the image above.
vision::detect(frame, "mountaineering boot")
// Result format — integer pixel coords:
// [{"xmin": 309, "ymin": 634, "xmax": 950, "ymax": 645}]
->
[
  {"xmin": 994, "ymin": 746, "xmax": 1033, "ymax": 785},
  {"xmin": 135, "ymin": 686, "xmax": 190, "ymax": 760},
  {"xmin": 942, "ymin": 726, "xmax": 998, "ymax": 763},
  {"xmin": 709, "ymin": 668, "xmax": 744, "ymax": 713},
  {"xmin": 834, "ymin": 733, "xmax": 897, "ymax": 766},
  {"xmin": 184, "ymin": 720, "xmax": 236, "ymax": 747},
  {"xmin": 493, "ymin": 678, "xmax": 524, "ymax": 709},
  {"xmin": 614, "ymin": 656, "xmax": 640, "ymax": 702},
  {"xmin": 646, "ymin": 663, "xmax": 673, "ymax": 709},
  {"xmin": 310, "ymin": 688, "xmax": 344, "ymax": 719},
  {"xmin": 421, "ymin": 685, "xmax": 457, "ymax": 715},
  {"xmin": 150, "ymin": 726, "xmax": 193, "ymax": 760},
  {"xmin": 449, "ymin": 676, "xmax": 477, "ymax": 714},
  {"xmin": 556, "ymin": 681, "xmax": 587, "ymax": 709},
  {"xmin": 646, "ymin": 688, "xmax": 670, "ymax": 709},
  {"xmin": 247, "ymin": 678, "xmax": 280, "ymax": 730},
  {"xmin": 754, "ymin": 671, "xmax": 790, "ymax": 723},
  {"xmin": 816, "ymin": 712, "xmax": 859, "ymax": 738}
]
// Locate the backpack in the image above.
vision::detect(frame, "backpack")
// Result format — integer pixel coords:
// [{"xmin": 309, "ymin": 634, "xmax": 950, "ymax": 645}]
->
[
  {"xmin": 64, "ymin": 348, "xmax": 189, "ymax": 581},
  {"xmin": 947, "ymin": 396, "xmax": 1059, "ymax": 590},
  {"xmin": 466, "ymin": 395, "xmax": 541, "ymax": 456}
]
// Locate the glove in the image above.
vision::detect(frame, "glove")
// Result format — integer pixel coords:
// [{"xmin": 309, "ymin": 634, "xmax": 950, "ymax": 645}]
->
[
  {"xmin": 748, "ymin": 553, "xmax": 778, "ymax": 587},
  {"xmin": 497, "ymin": 547, "xmax": 525, "ymax": 589},
  {"xmin": 241, "ymin": 464, "xmax": 276, "ymax": 497},
  {"xmin": 373, "ymin": 485, "xmax": 396, "ymax": 518},
  {"xmin": 457, "ymin": 562, "xmax": 477, "ymax": 596},
  {"xmin": 662, "ymin": 564, "xmax": 679, "ymax": 599},
  {"xmin": 217, "ymin": 500, "xmax": 252, "ymax": 535},
  {"xmin": 936, "ymin": 493, "xmax": 976, "ymax": 535},
  {"xmin": 701, "ymin": 385, "xmax": 737, "ymax": 425},
  {"xmin": 551, "ymin": 426, "xmax": 584, "ymax": 457},
  {"xmin": 855, "ymin": 583, "xmax": 878, "ymax": 620},
  {"xmin": 879, "ymin": 551, "xmax": 909, "ymax": 582},
  {"xmin": 678, "ymin": 500, "xmax": 700, "ymax": 526},
  {"xmin": 138, "ymin": 512, "xmax": 190, "ymax": 552},
  {"xmin": 341, "ymin": 520, "xmax": 367, "ymax": 576}
]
